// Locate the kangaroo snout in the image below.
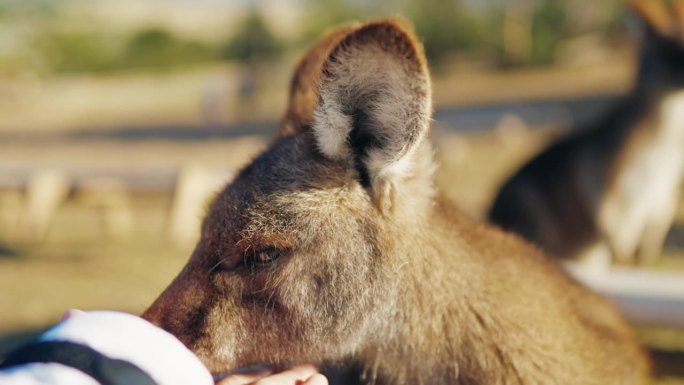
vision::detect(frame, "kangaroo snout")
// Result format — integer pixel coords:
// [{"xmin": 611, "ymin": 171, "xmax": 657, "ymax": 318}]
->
[
  {"xmin": 143, "ymin": 264, "xmax": 213, "ymax": 346},
  {"xmin": 143, "ymin": 247, "xmax": 244, "ymax": 373}
]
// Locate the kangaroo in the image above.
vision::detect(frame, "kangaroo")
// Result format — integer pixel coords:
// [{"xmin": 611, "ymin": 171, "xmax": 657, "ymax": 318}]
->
[
  {"xmin": 488, "ymin": 0, "xmax": 684, "ymax": 266},
  {"xmin": 143, "ymin": 20, "xmax": 649, "ymax": 385}
]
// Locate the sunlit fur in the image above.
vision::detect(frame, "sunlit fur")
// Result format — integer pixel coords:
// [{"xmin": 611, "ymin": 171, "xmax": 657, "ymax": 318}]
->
[
  {"xmin": 489, "ymin": 0, "xmax": 684, "ymax": 265},
  {"xmin": 144, "ymin": 20, "xmax": 650, "ymax": 385}
]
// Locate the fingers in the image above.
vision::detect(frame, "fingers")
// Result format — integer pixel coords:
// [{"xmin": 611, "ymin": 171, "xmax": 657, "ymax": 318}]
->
[
  {"xmin": 246, "ymin": 365, "xmax": 318, "ymax": 385},
  {"xmin": 215, "ymin": 364, "xmax": 275, "ymax": 385},
  {"xmin": 216, "ymin": 370, "xmax": 273, "ymax": 385},
  {"xmin": 303, "ymin": 373, "xmax": 328, "ymax": 385},
  {"xmin": 60, "ymin": 309, "xmax": 85, "ymax": 322},
  {"xmin": 216, "ymin": 365, "xmax": 326, "ymax": 385}
]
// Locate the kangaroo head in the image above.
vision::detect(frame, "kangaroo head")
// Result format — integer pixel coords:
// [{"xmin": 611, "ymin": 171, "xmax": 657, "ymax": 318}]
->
[
  {"xmin": 629, "ymin": 0, "xmax": 684, "ymax": 88},
  {"xmin": 143, "ymin": 20, "xmax": 434, "ymax": 373}
]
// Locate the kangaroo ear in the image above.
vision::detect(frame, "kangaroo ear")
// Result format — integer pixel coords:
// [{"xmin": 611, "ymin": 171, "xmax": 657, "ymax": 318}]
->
[
  {"xmin": 673, "ymin": 0, "xmax": 684, "ymax": 29},
  {"xmin": 278, "ymin": 24, "xmax": 360, "ymax": 137},
  {"xmin": 628, "ymin": 0, "xmax": 677, "ymax": 38},
  {"xmin": 311, "ymin": 20, "xmax": 432, "ymax": 207}
]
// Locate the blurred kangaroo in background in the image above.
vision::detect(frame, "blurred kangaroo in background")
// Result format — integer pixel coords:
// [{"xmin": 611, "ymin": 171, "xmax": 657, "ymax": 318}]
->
[
  {"xmin": 144, "ymin": 20, "xmax": 649, "ymax": 385},
  {"xmin": 489, "ymin": 0, "xmax": 684, "ymax": 266}
]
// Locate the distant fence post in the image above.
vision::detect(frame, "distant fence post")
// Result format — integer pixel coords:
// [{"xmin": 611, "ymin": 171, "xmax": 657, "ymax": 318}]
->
[
  {"xmin": 0, "ymin": 189, "xmax": 23, "ymax": 241},
  {"xmin": 494, "ymin": 114, "xmax": 530, "ymax": 147},
  {"xmin": 168, "ymin": 165, "xmax": 233, "ymax": 248},
  {"xmin": 21, "ymin": 170, "xmax": 70, "ymax": 242},
  {"xmin": 76, "ymin": 177, "xmax": 134, "ymax": 240},
  {"xmin": 566, "ymin": 264, "xmax": 684, "ymax": 328}
]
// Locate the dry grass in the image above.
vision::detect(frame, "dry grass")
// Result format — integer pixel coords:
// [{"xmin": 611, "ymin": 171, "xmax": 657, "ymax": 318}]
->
[{"xmin": 0, "ymin": 193, "xmax": 188, "ymax": 332}]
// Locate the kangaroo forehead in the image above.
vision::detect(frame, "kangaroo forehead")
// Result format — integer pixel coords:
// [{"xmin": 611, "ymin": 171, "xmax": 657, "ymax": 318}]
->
[
  {"xmin": 207, "ymin": 136, "xmax": 370, "ymax": 242},
  {"xmin": 236, "ymin": 135, "xmax": 352, "ymax": 192},
  {"xmin": 204, "ymin": 185, "xmax": 371, "ymax": 261}
]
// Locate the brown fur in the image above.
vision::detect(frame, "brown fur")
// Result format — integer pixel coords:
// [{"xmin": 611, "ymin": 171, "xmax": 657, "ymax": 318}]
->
[
  {"xmin": 144, "ymin": 20, "xmax": 650, "ymax": 385},
  {"xmin": 279, "ymin": 24, "xmax": 359, "ymax": 137},
  {"xmin": 489, "ymin": 0, "xmax": 684, "ymax": 265}
]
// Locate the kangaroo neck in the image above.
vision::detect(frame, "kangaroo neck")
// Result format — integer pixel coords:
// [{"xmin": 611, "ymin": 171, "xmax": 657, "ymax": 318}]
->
[{"xmin": 366, "ymin": 205, "xmax": 520, "ymax": 385}]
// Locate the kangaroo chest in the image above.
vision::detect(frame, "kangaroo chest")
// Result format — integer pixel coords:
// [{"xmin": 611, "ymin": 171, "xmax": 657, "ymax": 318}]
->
[{"xmin": 612, "ymin": 91, "xmax": 684, "ymax": 206}]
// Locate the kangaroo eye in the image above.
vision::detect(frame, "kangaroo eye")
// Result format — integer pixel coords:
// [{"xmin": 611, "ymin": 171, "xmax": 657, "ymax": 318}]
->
[{"xmin": 248, "ymin": 247, "xmax": 283, "ymax": 266}]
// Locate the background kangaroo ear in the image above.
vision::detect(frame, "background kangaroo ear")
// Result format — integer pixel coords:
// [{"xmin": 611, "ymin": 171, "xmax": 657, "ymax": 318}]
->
[
  {"xmin": 311, "ymin": 19, "xmax": 432, "ymax": 209},
  {"xmin": 278, "ymin": 24, "xmax": 360, "ymax": 137},
  {"xmin": 673, "ymin": 0, "xmax": 684, "ymax": 31},
  {"xmin": 628, "ymin": 0, "xmax": 677, "ymax": 38}
]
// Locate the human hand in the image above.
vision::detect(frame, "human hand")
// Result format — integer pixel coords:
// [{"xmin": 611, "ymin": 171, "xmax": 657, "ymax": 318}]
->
[
  {"xmin": 215, "ymin": 364, "xmax": 327, "ymax": 385},
  {"xmin": 60, "ymin": 308, "xmax": 85, "ymax": 321}
]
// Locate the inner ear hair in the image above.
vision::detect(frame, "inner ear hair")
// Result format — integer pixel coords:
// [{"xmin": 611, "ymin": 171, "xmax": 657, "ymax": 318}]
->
[
  {"xmin": 312, "ymin": 19, "xmax": 432, "ymax": 196},
  {"xmin": 278, "ymin": 24, "xmax": 360, "ymax": 137}
]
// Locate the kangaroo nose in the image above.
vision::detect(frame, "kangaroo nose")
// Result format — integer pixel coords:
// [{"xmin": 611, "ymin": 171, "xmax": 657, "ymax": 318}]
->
[
  {"xmin": 141, "ymin": 294, "xmax": 194, "ymax": 345},
  {"xmin": 141, "ymin": 282, "xmax": 186, "ymax": 332}
]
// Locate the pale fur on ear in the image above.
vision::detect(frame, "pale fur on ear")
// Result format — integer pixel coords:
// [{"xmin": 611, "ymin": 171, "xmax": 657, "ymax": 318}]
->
[
  {"xmin": 278, "ymin": 24, "xmax": 360, "ymax": 137},
  {"xmin": 311, "ymin": 20, "xmax": 432, "ymax": 210}
]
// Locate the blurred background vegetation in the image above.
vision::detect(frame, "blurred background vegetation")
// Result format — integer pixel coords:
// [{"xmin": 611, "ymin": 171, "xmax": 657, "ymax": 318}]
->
[
  {"xmin": 0, "ymin": 0, "xmax": 637, "ymax": 134},
  {"xmin": 0, "ymin": 0, "xmax": 627, "ymax": 77}
]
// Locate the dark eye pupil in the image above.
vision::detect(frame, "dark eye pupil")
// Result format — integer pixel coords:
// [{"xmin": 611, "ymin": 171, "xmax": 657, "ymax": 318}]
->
[
  {"xmin": 257, "ymin": 251, "xmax": 273, "ymax": 262},
  {"xmin": 251, "ymin": 247, "xmax": 280, "ymax": 266}
]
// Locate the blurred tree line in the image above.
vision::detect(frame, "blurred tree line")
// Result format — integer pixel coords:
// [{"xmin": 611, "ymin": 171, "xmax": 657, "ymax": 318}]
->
[{"xmin": 0, "ymin": 0, "xmax": 627, "ymax": 76}]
